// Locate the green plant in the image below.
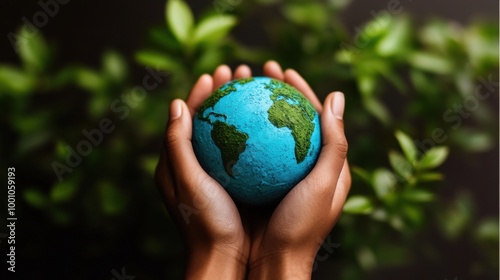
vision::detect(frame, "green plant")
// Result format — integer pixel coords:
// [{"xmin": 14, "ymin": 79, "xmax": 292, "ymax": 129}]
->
[{"xmin": 0, "ymin": 0, "xmax": 497, "ymax": 279}]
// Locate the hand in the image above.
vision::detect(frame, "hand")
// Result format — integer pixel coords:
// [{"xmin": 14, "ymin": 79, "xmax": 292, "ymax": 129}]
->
[
  {"xmin": 155, "ymin": 61, "xmax": 351, "ymax": 280},
  {"xmin": 155, "ymin": 64, "xmax": 253, "ymax": 280},
  {"xmin": 246, "ymin": 62, "xmax": 351, "ymax": 280}
]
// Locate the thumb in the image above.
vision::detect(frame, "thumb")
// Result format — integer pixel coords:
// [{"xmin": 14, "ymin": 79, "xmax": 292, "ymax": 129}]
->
[
  {"xmin": 305, "ymin": 91, "xmax": 347, "ymax": 194},
  {"xmin": 267, "ymin": 92, "xmax": 347, "ymax": 240},
  {"xmin": 164, "ymin": 99, "xmax": 210, "ymax": 192},
  {"xmin": 165, "ymin": 99, "xmax": 237, "ymax": 215}
]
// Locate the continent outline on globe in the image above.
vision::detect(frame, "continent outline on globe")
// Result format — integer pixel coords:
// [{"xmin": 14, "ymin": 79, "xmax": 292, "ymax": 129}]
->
[
  {"xmin": 265, "ymin": 79, "xmax": 316, "ymax": 164},
  {"xmin": 196, "ymin": 77, "xmax": 318, "ymax": 176},
  {"xmin": 196, "ymin": 78, "xmax": 254, "ymax": 177},
  {"xmin": 193, "ymin": 77, "xmax": 321, "ymax": 205}
]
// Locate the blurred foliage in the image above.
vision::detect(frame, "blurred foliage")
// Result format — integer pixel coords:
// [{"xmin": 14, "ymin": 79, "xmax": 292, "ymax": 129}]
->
[{"xmin": 0, "ymin": 0, "xmax": 498, "ymax": 279}]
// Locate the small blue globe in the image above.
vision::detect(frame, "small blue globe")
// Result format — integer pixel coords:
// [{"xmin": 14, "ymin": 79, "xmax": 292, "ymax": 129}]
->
[{"xmin": 192, "ymin": 77, "xmax": 321, "ymax": 205}]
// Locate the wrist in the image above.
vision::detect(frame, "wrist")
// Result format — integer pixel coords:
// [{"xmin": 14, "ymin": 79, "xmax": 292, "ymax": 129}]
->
[
  {"xmin": 185, "ymin": 245, "xmax": 247, "ymax": 280},
  {"xmin": 248, "ymin": 250, "xmax": 315, "ymax": 280}
]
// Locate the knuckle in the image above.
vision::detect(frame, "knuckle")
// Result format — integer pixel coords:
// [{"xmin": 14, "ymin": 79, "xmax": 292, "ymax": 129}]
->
[
  {"xmin": 334, "ymin": 136, "xmax": 348, "ymax": 157},
  {"xmin": 303, "ymin": 175, "xmax": 325, "ymax": 190},
  {"xmin": 164, "ymin": 128, "xmax": 182, "ymax": 149}
]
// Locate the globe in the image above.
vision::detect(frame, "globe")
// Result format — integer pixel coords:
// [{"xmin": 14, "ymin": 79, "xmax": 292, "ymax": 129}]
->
[{"xmin": 192, "ymin": 77, "xmax": 321, "ymax": 205}]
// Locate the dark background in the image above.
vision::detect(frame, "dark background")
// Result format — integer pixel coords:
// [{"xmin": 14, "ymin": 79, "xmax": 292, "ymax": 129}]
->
[
  {"xmin": 1, "ymin": 0, "xmax": 498, "ymax": 67},
  {"xmin": 0, "ymin": 0, "xmax": 498, "ymax": 279}
]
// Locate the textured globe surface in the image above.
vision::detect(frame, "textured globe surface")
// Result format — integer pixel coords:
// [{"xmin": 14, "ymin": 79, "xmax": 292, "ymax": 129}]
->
[{"xmin": 192, "ymin": 77, "xmax": 321, "ymax": 205}]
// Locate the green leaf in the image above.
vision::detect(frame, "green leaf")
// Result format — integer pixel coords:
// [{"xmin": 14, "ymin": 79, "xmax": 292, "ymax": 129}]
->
[
  {"xmin": 51, "ymin": 67, "xmax": 80, "ymax": 89},
  {"xmin": 408, "ymin": 51, "xmax": 454, "ymax": 74},
  {"xmin": 475, "ymin": 219, "xmax": 499, "ymax": 243},
  {"xmin": 363, "ymin": 97, "xmax": 390, "ymax": 125},
  {"xmin": 148, "ymin": 27, "xmax": 181, "ymax": 50},
  {"xmin": 352, "ymin": 166, "xmax": 371, "ymax": 185},
  {"xmin": 372, "ymin": 168, "xmax": 396, "ymax": 199},
  {"xmin": 194, "ymin": 47, "xmax": 223, "ymax": 74},
  {"xmin": 356, "ymin": 246, "xmax": 377, "ymax": 270},
  {"xmin": 403, "ymin": 189, "xmax": 435, "ymax": 202},
  {"xmin": 388, "ymin": 150, "xmax": 412, "ymax": 180},
  {"xmin": 357, "ymin": 74, "xmax": 377, "ymax": 97},
  {"xmin": 17, "ymin": 25, "xmax": 51, "ymax": 72},
  {"xmin": 343, "ymin": 196, "xmax": 374, "ymax": 214},
  {"xmin": 410, "ymin": 69, "xmax": 436, "ymax": 95},
  {"xmin": 24, "ymin": 188, "xmax": 48, "ymax": 209},
  {"xmin": 418, "ymin": 172, "xmax": 443, "ymax": 182},
  {"xmin": 55, "ymin": 141, "xmax": 68, "ymax": 159},
  {"xmin": 12, "ymin": 113, "xmax": 47, "ymax": 134},
  {"xmin": 370, "ymin": 208, "xmax": 388, "ymax": 222},
  {"xmin": 103, "ymin": 51, "xmax": 127, "ymax": 84},
  {"xmin": 389, "ymin": 215, "xmax": 405, "ymax": 231},
  {"xmin": 402, "ymin": 204, "xmax": 424, "ymax": 226},
  {"xmin": 451, "ymin": 130, "xmax": 493, "ymax": 152},
  {"xmin": 75, "ymin": 68, "xmax": 104, "ymax": 93},
  {"xmin": 0, "ymin": 65, "xmax": 35, "ymax": 94},
  {"xmin": 464, "ymin": 22, "xmax": 499, "ymax": 70},
  {"xmin": 334, "ymin": 49, "xmax": 354, "ymax": 64},
  {"xmin": 438, "ymin": 191, "xmax": 473, "ymax": 239},
  {"xmin": 193, "ymin": 15, "xmax": 237, "ymax": 45},
  {"xmin": 140, "ymin": 155, "xmax": 159, "ymax": 176},
  {"xmin": 359, "ymin": 14, "xmax": 391, "ymax": 45},
  {"xmin": 51, "ymin": 181, "xmax": 78, "ymax": 202},
  {"xmin": 282, "ymin": 3, "xmax": 328, "ymax": 29},
  {"xmin": 379, "ymin": 68, "xmax": 408, "ymax": 94},
  {"xmin": 418, "ymin": 146, "xmax": 449, "ymax": 169},
  {"xmin": 166, "ymin": 0, "xmax": 194, "ymax": 45},
  {"xmin": 328, "ymin": 0, "xmax": 352, "ymax": 10},
  {"xmin": 454, "ymin": 68, "xmax": 474, "ymax": 97},
  {"xmin": 213, "ymin": 0, "xmax": 241, "ymax": 14},
  {"xmin": 395, "ymin": 130, "xmax": 417, "ymax": 163},
  {"xmin": 135, "ymin": 51, "xmax": 182, "ymax": 72},
  {"xmin": 376, "ymin": 16, "xmax": 410, "ymax": 57}
]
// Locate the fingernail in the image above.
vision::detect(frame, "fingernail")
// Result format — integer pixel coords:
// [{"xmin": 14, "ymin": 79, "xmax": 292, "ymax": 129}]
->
[
  {"xmin": 331, "ymin": 92, "xmax": 345, "ymax": 120},
  {"xmin": 170, "ymin": 99, "xmax": 182, "ymax": 120}
]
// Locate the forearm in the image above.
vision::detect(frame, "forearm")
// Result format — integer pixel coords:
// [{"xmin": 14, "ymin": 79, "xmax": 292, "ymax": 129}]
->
[{"xmin": 185, "ymin": 248, "xmax": 247, "ymax": 280}]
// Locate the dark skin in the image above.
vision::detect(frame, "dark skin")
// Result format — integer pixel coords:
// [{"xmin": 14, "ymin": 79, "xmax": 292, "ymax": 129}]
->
[{"xmin": 155, "ymin": 61, "xmax": 351, "ymax": 280}]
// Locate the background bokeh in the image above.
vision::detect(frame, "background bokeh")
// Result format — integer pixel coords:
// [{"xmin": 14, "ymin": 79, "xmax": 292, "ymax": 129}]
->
[{"xmin": 0, "ymin": 0, "xmax": 498, "ymax": 279}]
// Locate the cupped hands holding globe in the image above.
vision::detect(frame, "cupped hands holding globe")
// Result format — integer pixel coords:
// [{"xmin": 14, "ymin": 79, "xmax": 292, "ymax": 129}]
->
[
  {"xmin": 155, "ymin": 61, "xmax": 351, "ymax": 280},
  {"xmin": 192, "ymin": 75, "xmax": 323, "ymax": 205}
]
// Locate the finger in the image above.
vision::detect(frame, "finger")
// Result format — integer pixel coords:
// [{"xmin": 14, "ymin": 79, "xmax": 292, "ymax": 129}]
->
[
  {"xmin": 307, "ymin": 91, "xmax": 347, "ymax": 185},
  {"xmin": 297, "ymin": 92, "xmax": 347, "ymax": 202},
  {"xmin": 284, "ymin": 69, "xmax": 322, "ymax": 113},
  {"xmin": 213, "ymin": 64, "xmax": 232, "ymax": 90},
  {"xmin": 165, "ymin": 100, "xmax": 208, "ymax": 191},
  {"xmin": 164, "ymin": 99, "xmax": 229, "ymax": 201},
  {"xmin": 263, "ymin": 60, "xmax": 284, "ymax": 81},
  {"xmin": 268, "ymin": 92, "xmax": 347, "ymax": 239},
  {"xmin": 186, "ymin": 74, "xmax": 214, "ymax": 117},
  {"xmin": 329, "ymin": 160, "xmax": 351, "ymax": 222},
  {"xmin": 234, "ymin": 64, "xmax": 252, "ymax": 79}
]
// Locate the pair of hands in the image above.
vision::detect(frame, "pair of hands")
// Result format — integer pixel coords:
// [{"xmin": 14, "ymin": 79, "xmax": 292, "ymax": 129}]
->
[{"xmin": 155, "ymin": 61, "xmax": 351, "ymax": 280}]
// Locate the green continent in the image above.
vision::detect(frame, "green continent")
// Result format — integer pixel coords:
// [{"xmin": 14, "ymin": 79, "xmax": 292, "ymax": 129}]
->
[
  {"xmin": 197, "ymin": 77, "xmax": 255, "ymax": 121},
  {"xmin": 211, "ymin": 121, "xmax": 249, "ymax": 177},
  {"xmin": 266, "ymin": 79, "xmax": 316, "ymax": 163}
]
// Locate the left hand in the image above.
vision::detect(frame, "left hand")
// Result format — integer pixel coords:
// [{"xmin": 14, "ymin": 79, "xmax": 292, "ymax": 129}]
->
[{"xmin": 155, "ymin": 64, "xmax": 253, "ymax": 280}]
